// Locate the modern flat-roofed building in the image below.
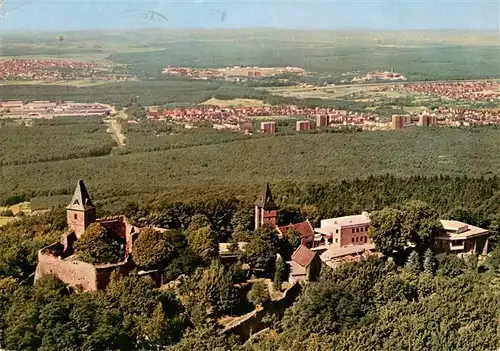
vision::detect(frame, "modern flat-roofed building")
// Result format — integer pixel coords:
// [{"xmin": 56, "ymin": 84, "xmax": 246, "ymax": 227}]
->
[
  {"xmin": 316, "ymin": 115, "xmax": 328, "ymax": 128},
  {"xmin": 315, "ymin": 212, "xmax": 371, "ymax": 247},
  {"xmin": 313, "ymin": 212, "xmax": 378, "ymax": 270},
  {"xmin": 391, "ymin": 115, "xmax": 406, "ymax": 129},
  {"xmin": 260, "ymin": 121, "xmax": 276, "ymax": 134},
  {"xmin": 435, "ymin": 220, "xmax": 490, "ymax": 255},
  {"xmin": 419, "ymin": 115, "xmax": 429, "ymax": 126},
  {"xmin": 296, "ymin": 120, "xmax": 311, "ymax": 131}
]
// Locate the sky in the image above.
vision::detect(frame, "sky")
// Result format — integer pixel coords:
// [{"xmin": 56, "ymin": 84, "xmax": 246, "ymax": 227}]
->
[{"xmin": 0, "ymin": 0, "xmax": 499, "ymax": 31}]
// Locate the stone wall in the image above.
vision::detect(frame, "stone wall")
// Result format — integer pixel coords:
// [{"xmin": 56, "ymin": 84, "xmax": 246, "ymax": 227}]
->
[
  {"xmin": 222, "ymin": 282, "xmax": 302, "ymax": 340},
  {"xmin": 35, "ymin": 251, "xmax": 134, "ymax": 291},
  {"xmin": 95, "ymin": 261, "xmax": 134, "ymax": 290},
  {"xmin": 36, "ymin": 252, "xmax": 98, "ymax": 291}
]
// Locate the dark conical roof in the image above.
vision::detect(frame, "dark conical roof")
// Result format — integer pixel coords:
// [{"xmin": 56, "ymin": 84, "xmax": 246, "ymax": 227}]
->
[
  {"xmin": 254, "ymin": 183, "xmax": 278, "ymax": 210},
  {"xmin": 66, "ymin": 180, "xmax": 95, "ymax": 211}
]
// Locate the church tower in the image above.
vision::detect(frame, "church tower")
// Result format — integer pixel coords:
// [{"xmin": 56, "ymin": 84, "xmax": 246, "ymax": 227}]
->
[
  {"xmin": 66, "ymin": 180, "xmax": 96, "ymax": 238},
  {"xmin": 254, "ymin": 183, "xmax": 279, "ymax": 230}
]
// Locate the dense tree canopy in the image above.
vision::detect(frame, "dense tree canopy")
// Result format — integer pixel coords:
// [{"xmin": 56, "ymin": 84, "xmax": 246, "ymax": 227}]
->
[
  {"xmin": 132, "ymin": 228, "xmax": 174, "ymax": 269},
  {"xmin": 74, "ymin": 223, "xmax": 124, "ymax": 265},
  {"xmin": 4, "ymin": 173, "xmax": 500, "ymax": 350},
  {"xmin": 247, "ymin": 281, "xmax": 270, "ymax": 307},
  {"xmin": 370, "ymin": 201, "xmax": 442, "ymax": 258},
  {"xmin": 240, "ymin": 224, "xmax": 280, "ymax": 273},
  {"xmin": 370, "ymin": 207, "xmax": 406, "ymax": 256},
  {"xmin": 187, "ymin": 226, "xmax": 218, "ymax": 263},
  {"xmin": 181, "ymin": 260, "xmax": 240, "ymax": 317}
]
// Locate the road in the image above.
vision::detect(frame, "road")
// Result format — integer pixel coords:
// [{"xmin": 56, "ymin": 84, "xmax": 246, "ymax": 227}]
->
[{"xmin": 104, "ymin": 118, "xmax": 126, "ymax": 148}]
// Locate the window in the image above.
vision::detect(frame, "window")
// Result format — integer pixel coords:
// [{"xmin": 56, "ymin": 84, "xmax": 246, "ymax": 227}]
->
[
  {"xmin": 336, "ymin": 229, "xmax": 339, "ymax": 234},
  {"xmin": 356, "ymin": 237, "xmax": 359, "ymax": 242},
  {"xmin": 356, "ymin": 228, "xmax": 359, "ymax": 233},
  {"xmin": 74, "ymin": 214, "xmax": 77, "ymax": 220},
  {"xmin": 335, "ymin": 238, "xmax": 338, "ymax": 243},
  {"xmin": 364, "ymin": 236, "xmax": 367, "ymax": 243},
  {"xmin": 360, "ymin": 227, "xmax": 364, "ymax": 232},
  {"xmin": 352, "ymin": 238, "xmax": 354, "ymax": 243},
  {"xmin": 365, "ymin": 226, "xmax": 369, "ymax": 231},
  {"xmin": 352, "ymin": 229, "xmax": 355, "ymax": 233}
]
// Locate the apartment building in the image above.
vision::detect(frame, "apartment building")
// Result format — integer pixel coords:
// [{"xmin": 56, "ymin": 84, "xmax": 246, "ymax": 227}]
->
[
  {"xmin": 260, "ymin": 121, "xmax": 276, "ymax": 134},
  {"xmin": 296, "ymin": 120, "xmax": 311, "ymax": 131}
]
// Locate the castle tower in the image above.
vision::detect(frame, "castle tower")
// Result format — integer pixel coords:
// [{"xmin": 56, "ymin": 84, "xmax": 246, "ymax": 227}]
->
[
  {"xmin": 66, "ymin": 180, "xmax": 96, "ymax": 238},
  {"xmin": 254, "ymin": 183, "xmax": 279, "ymax": 230}
]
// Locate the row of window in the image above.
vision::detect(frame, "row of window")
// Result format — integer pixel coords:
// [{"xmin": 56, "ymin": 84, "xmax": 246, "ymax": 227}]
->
[
  {"xmin": 335, "ymin": 226, "xmax": 370, "ymax": 234},
  {"xmin": 334, "ymin": 236, "xmax": 368, "ymax": 244},
  {"xmin": 351, "ymin": 226, "xmax": 369, "ymax": 234}
]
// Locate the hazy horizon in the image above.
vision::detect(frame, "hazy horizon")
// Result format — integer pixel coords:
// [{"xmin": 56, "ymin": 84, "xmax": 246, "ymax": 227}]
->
[{"xmin": 0, "ymin": 0, "xmax": 499, "ymax": 32}]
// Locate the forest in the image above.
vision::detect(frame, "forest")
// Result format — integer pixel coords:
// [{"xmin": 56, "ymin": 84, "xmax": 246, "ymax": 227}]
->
[
  {"xmin": 3, "ymin": 124, "xmax": 500, "ymax": 208},
  {"xmin": 0, "ymin": 117, "xmax": 115, "ymax": 166},
  {"xmin": 2, "ymin": 174, "xmax": 500, "ymax": 350},
  {"xmin": 106, "ymin": 37, "xmax": 500, "ymax": 81}
]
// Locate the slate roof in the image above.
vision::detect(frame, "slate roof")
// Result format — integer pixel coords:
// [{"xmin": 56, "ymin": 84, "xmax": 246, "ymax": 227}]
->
[
  {"xmin": 254, "ymin": 183, "xmax": 278, "ymax": 210},
  {"xmin": 66, "ymin": 180, "xmax": 95, "ymax": 211}
]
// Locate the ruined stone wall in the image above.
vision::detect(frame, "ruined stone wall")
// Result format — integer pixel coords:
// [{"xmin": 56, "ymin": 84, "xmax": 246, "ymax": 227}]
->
[
  {"xmin": 36, "ymin": 252, "xmax": 98, "ymax": 291},
  {"xmin": 222, "ymin": 283, "xmax": 302, "ymax": 340},
  {"xmin": 95, "ymin": 261, "xmax": 135, "ymax": 290}
]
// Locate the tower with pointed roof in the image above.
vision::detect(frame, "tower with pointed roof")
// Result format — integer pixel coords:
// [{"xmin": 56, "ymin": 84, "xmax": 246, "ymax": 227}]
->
[
  {"xmin": 66, "ymin": 180, "xmax": 96, "ymax": 238},
  {"xmin": 254, "ymin": 183, "xmax": 279, "ymax": 230}
]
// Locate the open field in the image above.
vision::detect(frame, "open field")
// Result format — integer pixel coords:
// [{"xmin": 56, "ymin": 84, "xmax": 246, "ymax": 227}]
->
[
  {"xmin": 0, "ymin": 217, "xmax": 17, "ymax": 227},
  {"xmin": 265, "ymin": 83, "xmax": 409, "ymax": 100},
  {"xmin": 0, "ymin": 79, "xmax": 117, "ymax": 87},
  {"xmin": 3, "ymin": 126, "xmax": 500, "ymax": 207},
  {"xmin": 0, "ymin": 54, "xmax": 113, "ymax": 65},
  {"xmin": 201, "ymin": 98, "xmax": 267, "ymax": 107},
  {"xmin": 5, "ymin": 29, "xmax": 499, "ymax": 81}
]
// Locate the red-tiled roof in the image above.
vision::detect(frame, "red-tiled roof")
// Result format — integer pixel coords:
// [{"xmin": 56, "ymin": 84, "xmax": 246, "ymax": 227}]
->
[
  {"xmin": 292, "ymin": 244, "xmax": 316, "ymax": 268},
  {"xmin": 278, "ymin": 221, "xmax": 314, "ymax": 238}
]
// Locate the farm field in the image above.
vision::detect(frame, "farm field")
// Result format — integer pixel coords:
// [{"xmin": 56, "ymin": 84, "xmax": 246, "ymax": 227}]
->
[
  {"xmin": 265, "ymin": 83, "xmax": 409, "ymax": 100},
  {"xmin": 0, "ymin": 79, "xmax": 117, "ymax": 87},
  {"xmin": 3, "ymin": 125, "xmax": 500, "ymax": 208},
  {"xmin": 4, "ymin": 29, "xmax": 500, "ymax": 81},
  {"xmin": 200, "ymin": 98, "xmax": 267, "ymax": 107},
  {"xmin": 0, "ymin": 217, "xmax": 16, "ymax": 227}
]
